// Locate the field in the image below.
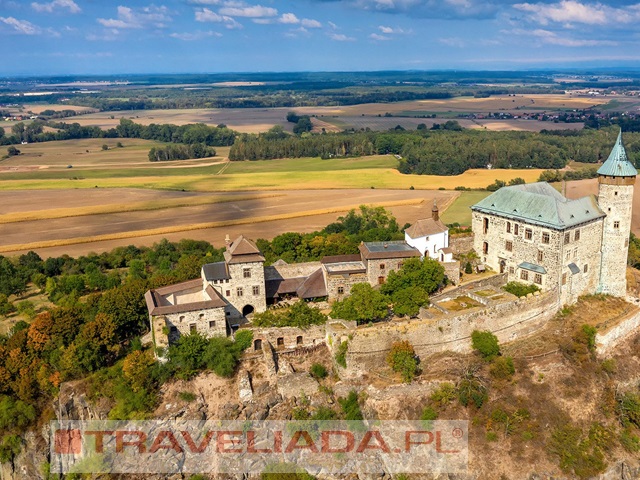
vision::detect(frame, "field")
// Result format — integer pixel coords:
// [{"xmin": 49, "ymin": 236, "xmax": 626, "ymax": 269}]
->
[
  {"xmin": 440, "ymin": 190, "xmax": 490, "ymax": 225},
  {"xmin": 48, "ymin": 93, "xmax": 627, "ymax": 134}
]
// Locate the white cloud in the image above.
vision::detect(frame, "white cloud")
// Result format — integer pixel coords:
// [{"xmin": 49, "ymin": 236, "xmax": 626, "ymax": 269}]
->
[
  {"xmin": 378, "ymin": 25, "xmax": 408, "ymax": 34},
  {"xmin": 279, "ymin": 13, "xmax": 299, "ymax": 24},
  {"xmin": 438, "ymin": 36, "xmax": 465, "ymax": 47},
  {"xmin": 503, "ymin": 27, "xmax": 617, "ymax": 47},
  {"xmin": 219, "ymin": 5, "xmax": 277, "ymax": 18},
  {"xmin": 328, "ymin": 21, "xmax": 338, "ymax": 30},
  {"xmin": 329, "ymin": 32, "xmax": 355, "ymax": 41},
  {"xmin": 301, "ymin": 18, "xmax": 322, "ymax": 28},
  {"xmin": 31, "ymin": 0, "xmax": 80, "ymax": 13},
  {"xmin": 513, "ymin": 0, "xmax": 640, "ymax": 26},
  {"xmin": 195, "ymin": 8, "xmax": 242, "ymax": 29},
  {"xmin": 0, "ymin": 16, "xmax": 40, "ymax": 34},
  {"xmin": 98, "ymin": 5, "xmax": 172, "ymax": 29},
  {"xmin": 170, "ymin": 30, "xmax": 222, "ymax": 40},
  {"xmin": 187, "ymin": 0, "xmax": 221, "ymax": 4},
  {"xmin": 370, "ymin": 33, "xmax": 390, "ymax": 40}
]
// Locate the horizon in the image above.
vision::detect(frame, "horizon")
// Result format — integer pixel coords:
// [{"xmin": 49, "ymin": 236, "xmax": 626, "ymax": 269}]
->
[{"xmin": 1, "ymin": 0, "xmax": 640, "ymax": 76}]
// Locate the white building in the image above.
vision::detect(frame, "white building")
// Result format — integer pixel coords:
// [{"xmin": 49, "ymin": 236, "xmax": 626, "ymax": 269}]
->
[{"xmin": 404, "ymin": 201, "xmax": 452, "ymax": 261}]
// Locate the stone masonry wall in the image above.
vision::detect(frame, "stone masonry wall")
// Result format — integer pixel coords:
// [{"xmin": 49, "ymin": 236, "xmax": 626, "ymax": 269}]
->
[
  {"xmin": 449, "ymin": 234, "xmax": 475, "ymax": 255},
  {"xmin": 596, "ymin": 308, "xmax": 640, "ymax": 355},
  {"xmin": 366, "ymin": 257, "xmax": 406, "ymax": 286},
  {"xmin": 442, "ymin": 261, "xmax": 460, "ymax": 285},
  {"xmin": 264, "ymin": 262, "xmax": 322, "ymax": 281},
  {"xmin": 154, "ymin": 307, "xmax": 227, "ymax": 346},
  {"xmin": 249, "ymin": 325, "xmax": 326, "ymax": 353},
  {"xmin": 343, "ymin": 289, "xmax": 559, "ymax": 375},
  {"xmin": 225, "ymin": 260, "xmax": 266, "ymax": 320},
  {"xmin": 326, "ymin": 271, "xmax": 368, "ymax": 303}
]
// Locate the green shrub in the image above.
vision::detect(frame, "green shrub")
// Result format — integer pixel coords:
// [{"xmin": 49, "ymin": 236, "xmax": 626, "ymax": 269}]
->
[
  {"xmin": 179, "ymin": 391, "xmax": 197, "ymax": 402},
  {"xmin": 386, "ymin": 340, "xmax": 418, "ymax": 383},
  {"xmin": 600, "ymin": 358, "xmax": 617, "ymax": 374},
  {"xmin": 548, "ymin": 424, "xmax": 607, "ymax": 479},
  {"xmin": 503, "ymin": 281, "xmax": 540, "ymax": 297},
  {"xmin": 490, "ymin": 356, "xmax": 515, "ymax": 379},
  {"xmin": 617, "ymin": 391, "xmax": 640, "ymax": 428},
  {"xmin": 430, "ymin": 382, "xmax": 457, "ymax": 406},
  {"xmin": 421, "ymin": 406, "xmax": 438, "ymax": 421},
  {"xmin": 464, "ymin": 262, "xmax": 472, "ymax": 274},
  {"xmin": 261, "ymin": 463, "xmax": 316, "ymax": 479},
  {"xmin": 234, "ymin": 329, "xmax": 253, "ymax": 351},
  {"xmin": 339, "ymin": 391, "xmax": 363, "ymax": 421},
  {"xmin": 309, "ymin": 363, "xmax": 328, "ymax": 379},
  {"xmin": 471, "ymin": 330, "xmax": 501, "ymax": 359},
  {"xmin": 620, "ymin": 428, "xmax": 640, "ymax": 452},
  {"xmin": 253, "ymin": 301, "xmax": 328, "ymax": 328},
  {"xmin": 335, "ymin": 341, "xmax": 348, "ymax": 368},
  {"xmin": 458, "ymin": 377, "xmax": 487, "ymax": 409},
  {"xmin": 311, "ymin": 406, "xmax": 337, "ymax": 420},
  {"xmin": 0, "ymin": 435, "xmax": 21, "ymax": 464},
  {"xmin": 486, "ymin": 431, "xmax": 498, "ymax": 442}
]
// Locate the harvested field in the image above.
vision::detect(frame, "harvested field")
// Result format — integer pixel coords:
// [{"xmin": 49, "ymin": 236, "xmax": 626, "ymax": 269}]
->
[{"xmin": 0, "ymin": 188, "xmax": 457, "ymax": 258}]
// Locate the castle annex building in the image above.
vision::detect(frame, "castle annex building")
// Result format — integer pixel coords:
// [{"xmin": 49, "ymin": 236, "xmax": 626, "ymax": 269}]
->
[
  {"xmin": 472, "ymin": 131, "xmax": 637, "ymax": 305},
  {"xmin": 145, "ymin": 205, "xmax": 458, "ymax": 346}
]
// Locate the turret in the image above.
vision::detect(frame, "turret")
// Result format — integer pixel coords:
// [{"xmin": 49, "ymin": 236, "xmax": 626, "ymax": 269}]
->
[
  {"xmin": 597, "ymin": 130, "xmax": 637, "ymax": 297},
  {"xmin": 432, "ymin": 200, "xmax": 439, "ymax": 222}
]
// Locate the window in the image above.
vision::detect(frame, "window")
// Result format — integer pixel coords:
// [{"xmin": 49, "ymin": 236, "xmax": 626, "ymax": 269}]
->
[
  {"xmin": 179, "ymin": 316, "xmax": 185, "ymax": 322},
  {"xmin": 614, "ymin": 221, "xmax": 620, "ymax": 229},
  {"xmin": 337, "ymin": 286, "xmax": 344, "ymax": 295},
  {"xmin": 378, "ymin": 276, "xmax": 385, "ymax": 285},
  {"xmin": 276, "ymin": 337, "xmax": 284, "ymax": 348},
  {"xmin": 252, "ymin": 285, "xmax": 260, "ymax": 295},
  {"xmin": 562, "ymin": 273, "xmax": 567, "ymax": 285},
  {"xmin": 509, "ymin": 266, "xmax": 515, "ymax": 274},
  {"xmin": 483, "ymin": 217, "xmax": 489, "ymax": 234},
  {"xmin": 525, "ymin": 229, "xmax": 533, "ymax": 240},
  {"xmin": 506, "ymin": 222, "xmax": 511, "ymax": 233},
  {"xmin": 542, "ymin": 232, "xmax": 550, "ymax": 244},
  {"xmin": 237, "ymin": 287, "xmax": 243, "ymax": 297},
  {"xmin": 575, "ymin": 229, "xmax": 580, "ymax": 241},
  {"xmin": 226, "ymin": 279, "xmax": 229, "ymax": 283},
  {"xmin": 398, "ymin": 262, "xmax": 404, "ymax": 269},
  {"xmin": 538, "ymin": 251, "xmax": 544, "ymax": 263},
  {"xmin": 483, "ymin": 242, "xmax": 489, "ymax": 254},
  {"xmin": 226, "ymin": 311, "xmax": 230, "ymax": 316},
  {"xmin": 534, "ymin": 273, "xmax": 542, "ymax": 285},
  {"xmin": 565, "ymin": 252, "xmax": 570, "ymax": 261},
  {"xmin": 296, "ymin": 336, "xmax": 303, "ymax": 345},
  {"xmin": 573, "ymin": 248, "xmax": 578, "ymax": 259},
  {"xmin": 615, "ymin": 191, "xmax": 618, "ymax": 196},
  {"xmin": 170, "ymin": 326, "xmax": 177, "ymax": 333},
  {"xmin": 190, "ymin": 323, "xmax": 197, "ymax": 333},
  {"xmin": 226, "ymin": 290, "xmax": 231, "ymax": 297},
  {"xmin": 520, "ymin": 270, "xmax": 529, "ymax": 281},
  {"xmin": 243, "ymin": 268, "xmax": 251, "ymax": 278},
  {"xmin": 380, "ymin": 263, "xmax": 385, "ymax": 270},
  {"xmin": 564, "ymin": 232, "xmax": 570, "ymax": 244},
  {"xmin": 584, "ymin": 264, "xmax": 588, "ymax": 273},
  {"xmin": 514, "ymin": 224, "xmax": 519, "ymax": 235},
  {"xmin": 505, "ymin": 241, "xmax": 513, "ymax": 252},
  {"xmin": 199, "ymin": 313, "xmax": 205, "ymax": 319},
  {"xmin": 209, "ymin": 321, "xmax": 216, "ymax": 328}
]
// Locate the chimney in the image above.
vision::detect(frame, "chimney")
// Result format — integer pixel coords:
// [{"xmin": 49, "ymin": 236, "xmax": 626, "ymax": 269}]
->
[
  {"xmin": 432, "ymin": 200, "xmax": 439, "ymax": 222},
  {"xmin": 225, "ymin": 234, "xmax": 231, "ymax": 245}
]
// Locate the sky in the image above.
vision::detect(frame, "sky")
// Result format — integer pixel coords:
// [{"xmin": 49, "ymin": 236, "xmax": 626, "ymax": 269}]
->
[{"xmin": 1, "ymin": 0, "xmax": 640, "ymax": 75}]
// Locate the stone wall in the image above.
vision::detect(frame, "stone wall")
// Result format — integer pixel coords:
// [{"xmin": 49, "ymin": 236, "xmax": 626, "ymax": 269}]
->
[
  {"xmin": 161, "ymin": 307, "xmax": 228, "ymax": 344},
  {"xmin": 249, "ymin": 324, "xmax": 326, "ymax": 353},
  {"xmin": 343, "ymin": 289, "xmax": 559, "ymax": 376},
  {"xmin": 442, "ymin": 261, "xmax": 461, "ymax": 285},
  {"xmin": 449, "ymin": 234, "xmax": 475, "ymax": 255},
  {"xmin": 431, "ymin": 273, "xmax": 508, "ymax": 302},
  {"xmin": 365, "ymin": 257, "xmax": 406, "ymax": 286},
  {"xmin": 596, "ymin": 308, "xmax": 640, "ymax": 355},
  {"xmin": 326, "ymin": 271, "xmax": 368, "ymax": 303},
  {"xmin": 225, "ymin": 260, "xmax": 267, "ymax": 320}
]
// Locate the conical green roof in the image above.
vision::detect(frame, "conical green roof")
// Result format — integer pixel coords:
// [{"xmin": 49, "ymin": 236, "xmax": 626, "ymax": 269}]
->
[{"xmin": 597, "ymin": 130, "xmax": 637, "ymax": 177}]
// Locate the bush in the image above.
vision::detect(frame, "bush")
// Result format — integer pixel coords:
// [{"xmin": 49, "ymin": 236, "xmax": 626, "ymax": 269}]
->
[
  {"xmin": 253, "ymin": 301, "xmax": 327, "ymax": 328},
  {"xmin": 620, "ymin": 428, "xmax": 640, "ymax": 453},
  {"xmin": 430, "ymin": 382, "xmax": 457, "ymax": 407},
  {"xmin": 179, "ymin": 391, "xmax": 197, "ymax": 402},
  {"xmin": 471, "ymin": 330, "xmax": 501, "ymax": 359},
  {"xmin": 339, "ymin": 390, "xmax": 363, "ymax": 421},
  {"xmin": 464, "ymin": 262, "xmax": 472, "ymax": 274},
  {"xmin": 503, "ymin": 281, "xmax": 539, "ymax": 297},
  {"xmin": 335, "ymin": 341, "xmax": 348, "ymax": 368},
  {"xmin": 309, "ymin": 363, "xmax": 328, "ymax": 379},
  {"xmin": 421, "ymin": 406, "xmax": 438, "ymax": 421},
  {"xmin": 490, "ymin": 356, "xmax": 515, "ymax": 379},
  {"xmin": 386, "ymin": 340, "xmax": 418, "ymax": 383},
  {"xmin": 617, "ymin": 391, "xmax": 640, "ymax": 428},
  {"xmin": 234, "ymin": 329, "xmax": 253, "ymax": 351},
  {"xmin": 548, "ymin": 424, "xmax": 607, "ymax": 479}
]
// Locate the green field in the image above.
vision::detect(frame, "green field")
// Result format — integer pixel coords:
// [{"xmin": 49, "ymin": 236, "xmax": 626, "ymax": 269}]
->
[{"xmin": 440, "ymin": 190, "xmax": 490, "ymax": 226}]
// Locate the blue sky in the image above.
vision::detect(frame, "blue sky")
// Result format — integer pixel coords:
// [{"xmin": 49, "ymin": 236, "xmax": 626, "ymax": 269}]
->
[{"xmin": 1, "ymin": 0, "xmax": 639, "ymax": 75}]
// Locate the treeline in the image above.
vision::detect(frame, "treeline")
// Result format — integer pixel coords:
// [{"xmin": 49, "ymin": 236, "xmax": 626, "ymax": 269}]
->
[
  {"xmin": 148, "ymin": 143, "xmax": 216, "ymax": 162},
  {"xmin": 256, "ymin": 205, "xmax": 406, "ymax": 264},
  {"xmin": 0, "ymin": 118, "xmax": 237, "ymax": 147},
  {"xmin": 230, "ymin": 126, "xmax": 640, "ymax": 176}
]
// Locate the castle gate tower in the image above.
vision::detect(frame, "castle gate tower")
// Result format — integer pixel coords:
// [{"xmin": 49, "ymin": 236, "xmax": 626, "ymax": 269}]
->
[{"xmin": 597, "ymin": 130, "xmax": 637, "ymax": 297}]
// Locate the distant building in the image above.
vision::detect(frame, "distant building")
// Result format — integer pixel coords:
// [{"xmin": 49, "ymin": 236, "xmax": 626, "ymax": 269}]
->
[{"xmin": 471, "ymin": 130, "xmax": 636, "ymax": 305}]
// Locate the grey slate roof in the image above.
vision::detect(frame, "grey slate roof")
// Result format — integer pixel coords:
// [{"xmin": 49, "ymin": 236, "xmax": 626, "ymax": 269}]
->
[
  {"xmin": 359, "ymin": 241, "xmax": 421, "ymax": 260},
  {"xmin": 472, "ymin": 182, "xmax": 604, "ymax": 230},
  {"xmin": 597, "ymin": 130, "xmax": 638, "ymax": 177},
  {"xmin": 568, "ymin": 263, "xmax": 580, "ymax": 275},
  {"xmin": 518, "ymin": 262, "xmax": 547, "ymax": 274},
  {"xmin": 202, "ymin": 262, "xmax": 230, "ymax": 281}
]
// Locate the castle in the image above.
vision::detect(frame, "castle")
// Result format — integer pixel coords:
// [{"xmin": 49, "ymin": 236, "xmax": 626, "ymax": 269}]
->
[
  {"xmin": 472, "ymin": 130, "xmax": 636, "ymax": 305},
  {"xmin": 145, "ymin": 203, "xmax": 459, "ymax": 348}
]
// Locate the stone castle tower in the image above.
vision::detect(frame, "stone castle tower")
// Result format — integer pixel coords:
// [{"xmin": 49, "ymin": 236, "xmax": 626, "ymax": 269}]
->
[{"xmin": 597, "ymin": 130, "xmax": 637, "ymax": 297}]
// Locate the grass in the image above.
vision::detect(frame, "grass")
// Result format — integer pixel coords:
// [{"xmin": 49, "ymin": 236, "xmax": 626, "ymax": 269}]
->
[
  {"xmin": 0, "ymin": 198, "xmax": 424, "ymax": 253},
  {"xmin": 440, "ymin": 190, "xmax": 490, "ymax": 226}
]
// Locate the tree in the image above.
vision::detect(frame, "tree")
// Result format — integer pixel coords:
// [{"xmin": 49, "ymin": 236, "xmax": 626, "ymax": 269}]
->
[
  {"xmin": 0, "ymin": 295, "xmax": 14, "ymax": 317},
  {"xmin": 386, "ymin": 340, "xmax": 418, "ymax": 382},
  {"xmin": 381, "ymin": 257, "xmax": 445, "ymax": 298},
  {"xmin": 98, "ymin": 279, "xmax": 149, "ymax": 338},
  {"xmin": 122, "ymin": 350, "xmax": 156, "ymax": 393},
  {"xmin": 471, "ymin": 330, "xmax": 500, "ymax": 359},
  {"xmin": 390, "ymin": 286, "xmax": 429, "ymax": 317},
  {"xmin": 330, "ymin": 283, "xmax": 389, "ymax": 324}
]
